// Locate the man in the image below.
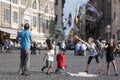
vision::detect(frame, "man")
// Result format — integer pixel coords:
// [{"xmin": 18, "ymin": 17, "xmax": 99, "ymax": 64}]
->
[
  {"xmin": 16, "ymin": 23, "xmax": 32, "ymax": 76},
  {"xmin": 60, "ymin": 41, "xmax": 66, "ymax": 51},
  {"xmin": 75, "ymin": 41, "xmax": 82, "ymax": 56}
]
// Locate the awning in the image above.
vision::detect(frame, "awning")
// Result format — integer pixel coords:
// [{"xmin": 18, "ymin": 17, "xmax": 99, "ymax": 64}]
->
[
  {"xmin": 0, "ymin": 27, "xmax": 47, "ymax": 42},
  {"xmin": 0, "ymin": 27, "xmax": 18, "ymax": 39}
]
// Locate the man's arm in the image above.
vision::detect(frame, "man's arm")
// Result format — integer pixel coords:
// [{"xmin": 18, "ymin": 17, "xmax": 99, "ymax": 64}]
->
[{"xmin": 16, "ymin": 32, "xmax": 20, "ymax": 42}]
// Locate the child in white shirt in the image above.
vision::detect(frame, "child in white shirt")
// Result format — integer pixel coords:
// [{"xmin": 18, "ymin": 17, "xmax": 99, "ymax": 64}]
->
[{"xmin": 41, "ymin": 44, "xmax": 55, "ymax": 75}]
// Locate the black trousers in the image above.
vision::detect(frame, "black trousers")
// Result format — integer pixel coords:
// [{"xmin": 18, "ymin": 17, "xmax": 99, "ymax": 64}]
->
[{"xmin": 87, "ymin": 55, "xmax": 99, "ymax": 64}]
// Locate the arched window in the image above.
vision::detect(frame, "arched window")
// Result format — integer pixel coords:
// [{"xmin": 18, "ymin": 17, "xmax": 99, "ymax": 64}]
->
[
  {"xmin": 40, "ymin": 3, "xmax": 43, "ymax": 11},
  {"xmin": 25, "ymin": 0, "xmax": 27, "ymax": 5},
  {"xmin": 45, "ymin": 5, "xmax": 49, "ymax": 13},
  {"xmin": 32, "ymin": 0, "xmax": 37, "ymax": 9},
  {"xmin": 13, "ymin": 0, "xmax": 19, "ymax": 4}
]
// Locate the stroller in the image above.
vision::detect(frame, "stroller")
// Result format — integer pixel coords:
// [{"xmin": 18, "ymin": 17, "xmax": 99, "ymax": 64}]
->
[{"xmin": 55, "ymin": 50, "xmax": 67, "ymax": 75}]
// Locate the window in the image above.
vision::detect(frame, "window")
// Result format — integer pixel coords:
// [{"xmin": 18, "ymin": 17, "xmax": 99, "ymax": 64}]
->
[
  {"xmin": 13, "ymin": 11, "xmax": 18, "ymax": 23},
  {"xmin": 114, "ymin": 0, "xmax": 116, "ymax": 3},
  {"xmin": 55, "ymin": 15, "xmax": 58, "ymax": 25},
  {"xmin": 114, "ymin": 12, "xmax": 116, "ymax": 20},
  {"xmin": 4, "ymin": 9, "xmax": 10, "ymax": 23},
  {"xmin": 13, "ymin": 0, "xmax": 18, "ymax": 4},
  {"xmin": 25, "ymin": 0, "xmax": 27, "ymax": 5},
  {"xmin": 24, "ymin": 19, "xmax": 29, "ymax": 24},
  {"xmin": 50, "ymin": 20, "xmax": 54, "ymax": 32},
  {"xmin": 46, "ymin": 20, "xmax": 49, "ymax": 29},
  {"xmin": 33, "ymin": 16, "xmax": 37, "ymax": 27},
  {"xmin": 55, "ymin": 0, "xmax": 58, "ymax": 5},
  {"xmin": 32, "ymin": 0, "xmax": 37, "ymax": 9},
  {"xmin": 40, "ymin": 18, "xmax": 44, "ymax": 27},
  {"xmin": 40, "ymin": 3, "xmax": 43, "ymax": 11},
  {"xmin": 45, "ymin": 5, "xmax": 49, "ymax": 13},
  {"xmin": 117, "ymin": 30, "xmax": 120, "ymax": 40}
]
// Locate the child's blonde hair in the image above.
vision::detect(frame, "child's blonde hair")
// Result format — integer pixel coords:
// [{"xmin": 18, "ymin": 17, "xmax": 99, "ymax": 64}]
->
[{"xmin": 88, "ymin": 37, "xmax": 94, "ymax": 43}]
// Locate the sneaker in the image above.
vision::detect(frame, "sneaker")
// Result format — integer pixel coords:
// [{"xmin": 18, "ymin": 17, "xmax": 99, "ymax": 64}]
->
[
  {"xmin": 85, "ymin": 71, "xmax": 88, "ymax": 73},
  {"xmin": 41, "ymin": 67, "xmax": 44, "ymax": 71},
  {"xmin": 115, "ymin": 73, "xmax": 118, "ymax": 76},
  {"xmin": 98, "ymin": 69, "xmax": 103, "ymax": 75},
  {"xmin": 106, "ymin": 73, "xmax": 110, "ymax": 76},
  {"xmin": 24, "ymin": 73, "xmax": 30, "ymax": 76},
  {"xmin": 20, "ymin": 73, "xmax": 24, "ymax": 76},
  {"xmin": 46, "ymin": 72, "xmax": 51, "ymax": 75}
]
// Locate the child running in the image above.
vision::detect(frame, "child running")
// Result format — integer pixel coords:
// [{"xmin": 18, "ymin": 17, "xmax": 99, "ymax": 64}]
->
[
  {"xmin": 75, "ymin": 36, "xmax": 101, "ymax": 74},
  {"xmin": 41, "ymin": 44, "xmax": 55, "ymax": 75}
]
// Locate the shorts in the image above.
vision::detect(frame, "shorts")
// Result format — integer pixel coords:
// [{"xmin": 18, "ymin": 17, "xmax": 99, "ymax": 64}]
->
[
  {"xmin": 87, "ymin": 55, "xmax": 99, "ymax": 64},
  {"xmin": 45, "ymin": 60, "xmax": 53, "ymax": 68}
]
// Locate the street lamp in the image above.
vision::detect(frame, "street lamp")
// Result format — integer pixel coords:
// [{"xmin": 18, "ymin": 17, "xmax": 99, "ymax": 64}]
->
[{"xmin": 106, "ymin": 25, "xmax": 111, "ymax": 42}]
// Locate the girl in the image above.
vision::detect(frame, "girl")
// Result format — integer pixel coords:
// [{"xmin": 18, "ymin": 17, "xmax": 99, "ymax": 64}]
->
[
  {"xmin": 75, "ymin": 36, "xmax": 101, "ymax": 74},
  {"xmin": 104, "ymin": 38, "xmax": 118, "ymax": 75}
]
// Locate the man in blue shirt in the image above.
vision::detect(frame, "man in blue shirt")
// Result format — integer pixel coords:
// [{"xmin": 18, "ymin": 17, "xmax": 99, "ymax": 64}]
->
[{"xmin": 16, "ymin": 23, "xmax": 32, "ymax": 76}]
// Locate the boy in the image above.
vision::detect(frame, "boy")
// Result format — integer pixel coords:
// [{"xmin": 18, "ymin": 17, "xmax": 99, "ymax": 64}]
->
[
  {"xmin": 41, "ymin": 44, "xmax": 55, "ymax": 75},
  {"xmin": 55, "ymin": 49, "xmax": 67, "ymax": 74}
]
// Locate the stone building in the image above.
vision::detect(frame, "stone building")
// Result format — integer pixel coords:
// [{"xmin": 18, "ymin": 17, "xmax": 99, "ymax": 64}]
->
[
  {"xmin": 85, "ymin": 0, "xmax": 104, "ymax": 39},
  {"xmin": 0, "ymin": 0, "xmax": 55, "ymax": 43},
  {"xmin": 87, "ymin": 0, "xmax": 120, "ymax": 41},
  {"xmin": 111, "ymin": 0, "xmax": 120, "ymax": 40}
]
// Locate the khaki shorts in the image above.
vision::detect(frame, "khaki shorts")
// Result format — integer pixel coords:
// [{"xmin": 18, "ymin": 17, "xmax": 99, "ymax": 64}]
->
[{"xmin": 45, "ymin": 60, "xmax": 53, "ymax": 68}]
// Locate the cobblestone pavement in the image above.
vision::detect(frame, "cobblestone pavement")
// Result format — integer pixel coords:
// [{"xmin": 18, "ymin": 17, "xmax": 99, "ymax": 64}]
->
[{"xmin": 0, "ymin": 50, "xmax": 120, "ymax": 80}]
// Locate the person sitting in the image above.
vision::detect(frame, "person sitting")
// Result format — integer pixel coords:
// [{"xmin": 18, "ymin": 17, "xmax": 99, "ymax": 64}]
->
[{"xmin": 55, "ymin": 49, "xmax": 67, "ymax": 75}]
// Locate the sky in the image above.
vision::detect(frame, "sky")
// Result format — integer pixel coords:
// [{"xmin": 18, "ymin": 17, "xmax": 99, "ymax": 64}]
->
[{"xmin": 63, "ymin": 0, "xmax": 89, "ymax": 36}]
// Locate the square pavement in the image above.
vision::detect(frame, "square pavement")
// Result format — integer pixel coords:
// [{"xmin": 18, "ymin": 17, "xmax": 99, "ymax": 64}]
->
[{"xmin": 0, "ymin": 50, "xmax": 120, "ymax": 80}]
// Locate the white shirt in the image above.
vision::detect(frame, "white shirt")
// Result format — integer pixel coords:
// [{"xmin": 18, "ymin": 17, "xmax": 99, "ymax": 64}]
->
[
  {"xmin": 47, "ymin": 50, "xmax": 55, "ymax": 61},
  {"xmin": 86, "ymin": 43, "xmax": 98, "ymax": 56},
  {"xmin": 60, "ymin": 42, "xmax": 66, "ymax": 49},
  {"xmin": 75, "ymin": 43, "xmax": 82, "ymax": 51},
  {"xmin": 81, "ymin": 44, "xmax": 87, "ymax": 51},
  {"xmin": 9, "ymin": 41, "xmax": 14, "ymax": 46}
]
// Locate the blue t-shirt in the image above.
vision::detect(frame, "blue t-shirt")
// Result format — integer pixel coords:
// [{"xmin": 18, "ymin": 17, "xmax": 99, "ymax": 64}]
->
[{"xmin": 17, "ymin": 30, "xmax": 32, "ymax": 49}]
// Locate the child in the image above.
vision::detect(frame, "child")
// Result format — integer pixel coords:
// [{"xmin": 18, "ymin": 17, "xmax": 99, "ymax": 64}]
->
[
  {"xmin": 41, "ymin": 44, "xmax": 55, "ymax": 75},
  {"xmin": 104, "ymin": 38, "xmax": 118, "ymax": 75},
  {"xmin": 55, "ymin": 49, "xmax": 67, "ymax": 74},
  {"xmin": 75, "ymin": 36, "xmax": 101, "ymax": 74}
]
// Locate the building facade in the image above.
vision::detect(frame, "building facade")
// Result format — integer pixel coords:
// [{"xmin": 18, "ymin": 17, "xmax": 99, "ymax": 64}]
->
[
  {"xmin": 85, "ymin": 0, "xmax": 103, "ymax": 39},
  {"xmin": 87, "ymin": 0, "xmax": 120, "ymax": 41},
  {"xmin": 111, "ymin": 0, "xmax": 120, "ymax": 40},
  {"xmin": 0, "ymin": 0, "xmax": 55, "ymax": 43}
]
